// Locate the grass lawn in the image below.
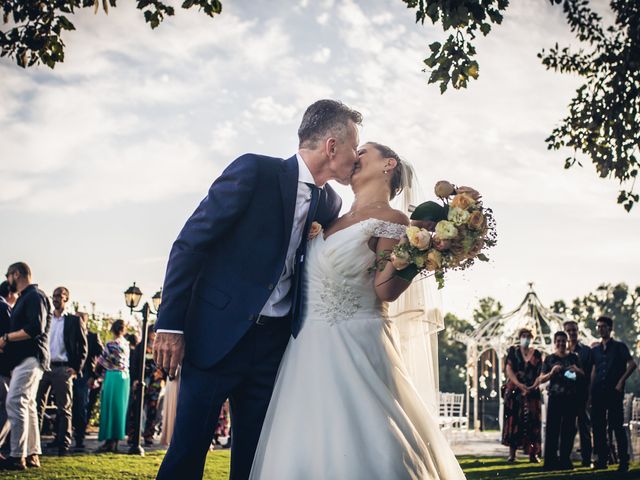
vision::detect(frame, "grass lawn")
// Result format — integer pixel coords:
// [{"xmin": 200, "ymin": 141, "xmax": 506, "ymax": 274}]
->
[{"xmin": 0, "ymin": 451, "xmax": 637, "ymax": 479}]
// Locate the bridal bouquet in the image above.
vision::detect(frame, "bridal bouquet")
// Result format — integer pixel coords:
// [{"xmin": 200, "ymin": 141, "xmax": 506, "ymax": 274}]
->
[{"xmin": 387, "ymin": 181, "xmax": 497, "ymax": 288}]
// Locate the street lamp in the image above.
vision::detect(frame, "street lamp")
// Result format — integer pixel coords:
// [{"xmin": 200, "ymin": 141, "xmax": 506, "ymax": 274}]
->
[{"xmin": 123, "ymin": 282, "xmax": 162, "ymax": 456}]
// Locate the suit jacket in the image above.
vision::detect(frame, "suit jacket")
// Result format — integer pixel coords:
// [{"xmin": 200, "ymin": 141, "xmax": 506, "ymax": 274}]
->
[
  {"xmin": 156, "ymin": 154, "xmax": 341, "ymax": 368},
  {"xmin": 82, "ymin": 331, "xmax": 104, "ymax": 379},
  {"xmin": 61, "ymin": 313, "xmax": 88, "ymax": 376},
  {"xmin": 7, "ymin": 284, "xmax": 51, "ymax": 371}
]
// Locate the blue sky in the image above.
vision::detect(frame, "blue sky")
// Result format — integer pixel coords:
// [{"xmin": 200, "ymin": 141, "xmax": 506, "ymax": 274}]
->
[{"xmin": 0, "ymin": 0, "xmax": 637, "ymax": 323}]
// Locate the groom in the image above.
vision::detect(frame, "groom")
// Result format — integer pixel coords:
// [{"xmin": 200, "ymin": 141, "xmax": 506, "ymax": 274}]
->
[{"xmin": 153, "ymin": 99, "xmax": 362, "ymax": 479}]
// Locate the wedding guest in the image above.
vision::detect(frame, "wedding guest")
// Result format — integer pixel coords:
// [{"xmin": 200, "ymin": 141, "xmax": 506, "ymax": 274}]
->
[
  {"xmin": 563, "ymin": 320, "xmax": 593, "ymax": 466},
  {"xmin": 502, "ymin": 328, "xmax": 543, "ymax": 463},
  {"xmin": 591, "ymin": 316, "xmax": 637, "ymax": 472},
  {"xmin": 0, "ymin": 263, "xmax": 50, "ymax": 470},
  {"xmin": 213, "ymin": 400, "xmax": 231, "ymax": 448},
  {"xmin": 35, "ymin": 287, "xmax": 87, "ymax": 456},
  {"xmin": 94, "ymin": 319, "xmax": 130, "ymax": 453},
  {"xmin": 0, "ymin": 281, "xmax": 17, "ymax": 453},
  {"xmin": 160, "ymin": 367, "xmax": 180, "ymax": 447},
  {"xmin": 535, "ymin": 331, "xmax": 583, "ymax": 470},
  {"xmin": 71, "ymin": 313, "xmax": 104, "ymax": 451},
  {"xmin": 129, "ymin": 327, "xmax": 166, "ymax": 445}
]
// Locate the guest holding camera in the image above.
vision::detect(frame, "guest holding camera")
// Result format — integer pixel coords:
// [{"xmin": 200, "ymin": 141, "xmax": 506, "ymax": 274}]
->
[{"xmin": 535, "ymin": 331, "xmax": 583, "ymax": 470}]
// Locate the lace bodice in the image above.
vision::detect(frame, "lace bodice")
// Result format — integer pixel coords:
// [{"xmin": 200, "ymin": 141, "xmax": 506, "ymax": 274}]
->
[{"xmin": 303, "ymin": 218, "xmax": 407, "ymax": 326}]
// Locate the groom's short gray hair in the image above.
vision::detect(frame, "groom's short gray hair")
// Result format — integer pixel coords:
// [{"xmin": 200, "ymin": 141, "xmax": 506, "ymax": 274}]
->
[{"xmin": 298, "ymin": 99, "xmax": 363, "ymax": 149}]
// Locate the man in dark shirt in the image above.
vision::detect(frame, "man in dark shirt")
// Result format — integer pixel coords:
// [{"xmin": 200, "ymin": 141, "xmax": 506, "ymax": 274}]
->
[
  {"xmin": 0, "ymin": 263, "xmax": 51, "ymax": 470},
  {"xmin": 590, "ymin": 316, "xmax": 637, "ymax": 472},
  {"xmin": 564, "ymin": 320, "xmax": 593, "ymax": 466},
  {"xmin": 0, "ymin": 281, "xmax": 17, "ymax": 452}
]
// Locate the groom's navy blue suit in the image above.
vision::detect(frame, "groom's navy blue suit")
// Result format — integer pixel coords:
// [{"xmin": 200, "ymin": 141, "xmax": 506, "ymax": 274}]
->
[{"xmin": 155, "ymin": 153, "xmax": 341, "ymax": 480}]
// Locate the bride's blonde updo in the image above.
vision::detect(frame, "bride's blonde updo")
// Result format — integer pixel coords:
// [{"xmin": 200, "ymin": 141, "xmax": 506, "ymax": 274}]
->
[{"xmin": 367, "ymin": 142, "xmax": 410, "ymax": 201}]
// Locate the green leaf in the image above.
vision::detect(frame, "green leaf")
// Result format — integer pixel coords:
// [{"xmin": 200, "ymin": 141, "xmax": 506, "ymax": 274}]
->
[
  {"xmin": 477, "ymin": 253, "xmax": 490, "ymax": 262},
  {"xmin": 410, "ymin": 201, "xmax": 448, "ymax": 222},
  {"xmin": 429, "ymin": 41, "xmax": 441, "ymax": 53},
  {"xmin": 480, "ymin": 23, "xmax": 491, "ymax": 35}
]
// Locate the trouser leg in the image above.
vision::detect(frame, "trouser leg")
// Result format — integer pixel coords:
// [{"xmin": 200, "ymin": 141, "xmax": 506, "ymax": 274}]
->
[
  {"xmin": 7, "ymin": 358, "xmax": 43, "ymax": 458},
  {"xmin": 608, "ymin": 391, "xmax": 629, "ymax": 464},
  {"xmin": 50, "ymin": 366, "xmax": 74, "ymax": 449},
  {"xmin": 544, "ymin": 396, "xmax": 561, "ymax": 468}
]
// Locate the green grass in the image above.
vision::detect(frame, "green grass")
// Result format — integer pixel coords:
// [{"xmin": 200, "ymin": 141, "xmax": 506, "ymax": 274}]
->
[{"xmin": 0, "ymin": 452, "xmax": 636, "ymax": 479}]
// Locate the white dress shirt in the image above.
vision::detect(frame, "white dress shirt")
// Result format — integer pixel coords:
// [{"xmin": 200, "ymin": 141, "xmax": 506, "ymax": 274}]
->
[
  {"xmin": 50, "ymin": 311, "xmax": 68, "ymax": 362},
  {"xmin": 158, "ymin": 153, "xmax": 321, "ymax": 334}
]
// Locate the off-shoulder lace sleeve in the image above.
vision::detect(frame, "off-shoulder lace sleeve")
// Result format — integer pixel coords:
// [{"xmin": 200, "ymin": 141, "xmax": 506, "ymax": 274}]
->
[{"xmin": 360, "ymin": 218, "xmax": 407, "ymax": 240}]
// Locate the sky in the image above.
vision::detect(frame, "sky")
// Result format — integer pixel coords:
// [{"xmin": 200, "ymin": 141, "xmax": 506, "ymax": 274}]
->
[{"xmin": 0, "ymin": 0, "xmax": 637, "ymax": 325}]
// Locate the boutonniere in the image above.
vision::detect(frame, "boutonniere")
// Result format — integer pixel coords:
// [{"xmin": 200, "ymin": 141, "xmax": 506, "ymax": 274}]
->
[{"xmin": 308, "ymin": 221, "xmax": 322, "ymax": 240}]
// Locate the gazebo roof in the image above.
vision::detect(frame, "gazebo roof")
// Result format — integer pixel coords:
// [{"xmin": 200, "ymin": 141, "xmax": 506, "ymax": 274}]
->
[{"xmin": 456, "ymin": 284, "xmax": 596, "ymax": 356}]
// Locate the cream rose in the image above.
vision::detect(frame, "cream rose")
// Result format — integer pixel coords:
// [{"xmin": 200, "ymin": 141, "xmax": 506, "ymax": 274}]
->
[
  {"xmin": 435, "ymin": 220, "xmax": 458, "ymax": 240},
  {"xmin": 390, "ymin": 250, "xmax": 411, "ymax": 270},
  {"xmin": 406, "ymin": 226, "xmax": 431, "ymax": 250},
  {"xmin": 448, "ymin": 207, "xmax": 470, "ymax": 226},
  {"xmin": 450, "ymin": 193, "xmax": 475, "ymax": 210},
  {"xmin": 434, "ymin": 180, "xmax": 455, "ymax": 199},
  {"xmin": 426, "ymin": 250, "xmax": 443, "ymax": 271}
]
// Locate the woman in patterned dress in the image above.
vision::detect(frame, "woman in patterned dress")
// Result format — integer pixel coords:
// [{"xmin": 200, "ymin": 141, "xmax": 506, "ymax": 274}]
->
[
  {"xmin": 94, "ymin": 319, "xmax": 130, "ymax": 453},
  {"xmin": 502, "ymin": 328, "xmax": 543, "ymax": 463}
]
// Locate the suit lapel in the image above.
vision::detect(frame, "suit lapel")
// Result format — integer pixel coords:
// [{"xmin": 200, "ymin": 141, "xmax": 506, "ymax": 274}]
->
[{"xmin": 279, "ymin": 155, "xmax": 299, "ymax": 241}]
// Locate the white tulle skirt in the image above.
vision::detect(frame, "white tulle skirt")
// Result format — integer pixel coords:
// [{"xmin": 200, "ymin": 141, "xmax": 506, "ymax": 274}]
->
[{"xmin": 249, "ymin": 312, "xmax": 466, "ymax": 480}]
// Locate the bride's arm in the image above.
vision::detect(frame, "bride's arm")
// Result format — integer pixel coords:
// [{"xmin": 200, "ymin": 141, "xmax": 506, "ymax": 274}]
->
[{"xmin": 374, "ymin": 236, "xmax": 413, "ymax": 302}]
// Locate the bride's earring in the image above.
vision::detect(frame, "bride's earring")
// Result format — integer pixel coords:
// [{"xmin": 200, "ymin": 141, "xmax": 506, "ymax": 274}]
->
[{"xmin": 383, "ymin": 169, "xmax": 388, "ymax": 175}]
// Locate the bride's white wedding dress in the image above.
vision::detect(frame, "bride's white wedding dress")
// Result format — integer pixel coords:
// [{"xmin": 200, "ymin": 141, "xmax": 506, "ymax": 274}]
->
[{"xmin": 249, "ymin": 218, "xmax": 466, "ymax": 480}]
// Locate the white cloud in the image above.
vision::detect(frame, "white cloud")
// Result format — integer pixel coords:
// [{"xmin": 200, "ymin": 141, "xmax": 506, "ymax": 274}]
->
[{"xmin": 312, "ymin": 47, "xmax": 332, "ymax": 64}]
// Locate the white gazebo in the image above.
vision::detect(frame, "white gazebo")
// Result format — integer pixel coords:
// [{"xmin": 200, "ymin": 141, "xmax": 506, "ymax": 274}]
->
[{"xmin": 454, "ymin": 283, "xmax": 596, "ymax": 432}]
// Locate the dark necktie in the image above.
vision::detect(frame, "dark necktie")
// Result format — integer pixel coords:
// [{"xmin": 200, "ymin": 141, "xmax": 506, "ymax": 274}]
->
[{"xmin": 291, "ymin": 183, "xmax": 320, "ymax": 336}]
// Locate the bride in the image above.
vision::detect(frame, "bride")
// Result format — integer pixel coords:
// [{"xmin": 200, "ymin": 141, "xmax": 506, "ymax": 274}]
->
[{"xmin": 249, "ymin": 142, "xmax": 466, "ymax": 480}]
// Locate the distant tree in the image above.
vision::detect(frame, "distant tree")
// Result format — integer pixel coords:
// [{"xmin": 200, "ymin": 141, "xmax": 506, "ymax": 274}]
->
[
  {"xmin": 405, "ymin": 0, "xmax": 640, "ymax": 211},
  {"xmin": 551, "ymin": 283, "xmax": 640, "ymax": 393},
  {"xmin": 0, "ymin": 0, "xmax": 222, "ymax": 67},
  {"xmin": 438, "ymin": 312, "xmax": 473, "ymax": 393},
  {"xmin": 472, "ymin": 296, "xmax": 503, "ymax": 324}
]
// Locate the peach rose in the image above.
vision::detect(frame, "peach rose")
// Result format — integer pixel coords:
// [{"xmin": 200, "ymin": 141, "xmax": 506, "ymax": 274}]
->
[
  {"xmin": 406, "ymin": 226, "xmax": 431, "ymax": 250},
  {"xmin": 456, "ymin": 186, "xmax": 482, "ymax": 201},
  {"xmin": 450, "ymin": 193, "xmax": 475, "ymax": 210},
  {"xmin": 390, "ymin": 250, "xmax": 411, "ymax": 270},
  {"xmin": 467, "ymin": 211, "xmax": 486, "ymax": 231},
  {"xmin": 308, "ymin": 221, "xmax": 322, "ymax": 240},
  {"xmin": 426, "ymin": 250, "xmax": 443, "ymax": 271},
  {"xmin": 434, "ymin": 181, "xmax": 455, "ymax": 199}
]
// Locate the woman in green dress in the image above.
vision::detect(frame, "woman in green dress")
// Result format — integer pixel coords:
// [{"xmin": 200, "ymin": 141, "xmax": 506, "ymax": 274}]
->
[{"xmin": 95, "ymin": 319, "xmax": 130, "ymax": 452}]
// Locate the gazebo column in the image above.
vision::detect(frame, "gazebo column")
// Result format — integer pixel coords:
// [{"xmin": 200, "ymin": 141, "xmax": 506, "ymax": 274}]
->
[
  {"xmin": 497, "ymin": 349, "xmax": 504, "ymax": 432},
  {"xmin": 473, "ymin": 354, "xmax": 479, "ymax": 432}
]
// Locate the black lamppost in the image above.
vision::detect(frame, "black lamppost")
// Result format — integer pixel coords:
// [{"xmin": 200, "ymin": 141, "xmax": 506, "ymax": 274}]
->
[{"xmin": 124, "ymin": 282, "xmax": 162, "ymax": 456}]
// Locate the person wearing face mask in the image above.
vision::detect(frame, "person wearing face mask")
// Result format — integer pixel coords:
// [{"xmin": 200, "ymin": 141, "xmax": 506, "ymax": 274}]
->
[
  {"xmin": 534, "ymin": 331, "xmax": 584, "ymax": 470},
  {"xmin": 502, "ymin": 328, "xmax": 543, "ymax": 463}
]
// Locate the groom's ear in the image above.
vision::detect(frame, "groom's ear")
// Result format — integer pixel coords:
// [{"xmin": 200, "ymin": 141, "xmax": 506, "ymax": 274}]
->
[{"xmin": 325, "ymin": 137, "xmax": 337, "ymax": 157}]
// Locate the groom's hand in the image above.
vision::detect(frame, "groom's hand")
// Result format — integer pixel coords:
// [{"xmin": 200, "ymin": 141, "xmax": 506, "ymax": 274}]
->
[{"xmin": 153, "ymin": 332, "xmax": 185, "ymax": 378}]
